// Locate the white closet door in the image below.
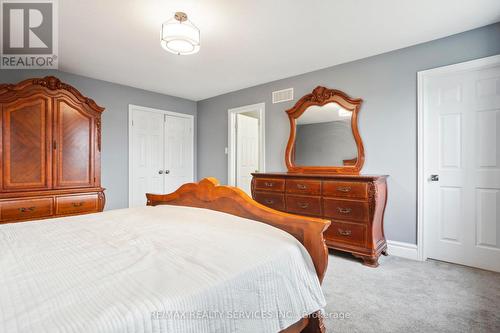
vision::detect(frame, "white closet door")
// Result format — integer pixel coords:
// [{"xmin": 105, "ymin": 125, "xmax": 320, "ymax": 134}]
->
[
  {"xmin": 130, "ymin": 109, "xmax": 164, "ymax": 207},
  {"xmin": 236, "ymin": 114, "xmax": 259, "ymax": 195},
  {"xmin": 423, "ymin": 59, "xmax": 500, "ymax": 272},
  {"xmin": 164, "ymin": 115, "xmax": 194, "ymax": 194}
]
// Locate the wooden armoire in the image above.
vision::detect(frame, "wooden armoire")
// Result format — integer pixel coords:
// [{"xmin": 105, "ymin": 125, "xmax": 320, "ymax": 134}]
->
[{"xmin": 0, "ymin": 76, "xmax": 105, "ymax": 224}]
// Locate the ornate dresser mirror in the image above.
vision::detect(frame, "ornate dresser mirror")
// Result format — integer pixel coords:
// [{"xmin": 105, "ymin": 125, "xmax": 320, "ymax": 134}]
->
[
  {"xmin": 252, "ymin": 86, "xmax": 388, "ymax": 267},
  {"xmin": 286, "ymin": 86, "xmax": 364, "ymax": 174}
]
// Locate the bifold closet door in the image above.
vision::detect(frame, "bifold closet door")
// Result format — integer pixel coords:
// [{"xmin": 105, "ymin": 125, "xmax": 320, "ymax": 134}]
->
[
  {"xmin": 130, "ymin": 109, "xmax": 165, "ymax": 207},
  {"xmin": 129, "ymin": 107, "xmax": 194, "ymax": 207},
  {"xmin": 163, "ymin": 115, "xmax": 194, "ymax": 194}
]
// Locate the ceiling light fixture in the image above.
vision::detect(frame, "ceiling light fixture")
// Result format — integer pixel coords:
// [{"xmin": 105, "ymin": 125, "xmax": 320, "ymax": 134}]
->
[{"xmin": 161, "ymin": 12, "xmax": 200, "ymax": 55}]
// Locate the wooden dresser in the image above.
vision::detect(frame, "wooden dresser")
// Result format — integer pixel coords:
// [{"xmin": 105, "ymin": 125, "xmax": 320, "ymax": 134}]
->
[
  {"xmin": 252, "ymin": 173, "xmax": 388, "ymax": 267},
  {"xmin": 0, "ymin": 76, "xmax": 105, "ymax": 224}
]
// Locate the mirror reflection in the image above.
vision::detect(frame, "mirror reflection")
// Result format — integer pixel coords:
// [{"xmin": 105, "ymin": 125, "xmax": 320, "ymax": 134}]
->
[{"xmin": 294, "ymin": 102, "xmax": 357, "ymax": 167}]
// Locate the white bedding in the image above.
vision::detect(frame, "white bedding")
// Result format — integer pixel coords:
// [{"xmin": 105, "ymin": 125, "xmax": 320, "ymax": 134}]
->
[{"xmin": 0, "ymin": 205, "xmax": 325, "ymax": 333}]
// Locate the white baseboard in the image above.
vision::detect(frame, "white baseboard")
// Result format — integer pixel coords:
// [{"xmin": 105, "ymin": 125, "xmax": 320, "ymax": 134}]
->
[{"xmin": 386, "ymin": 240, "xmax": 419, "ymax": 261}]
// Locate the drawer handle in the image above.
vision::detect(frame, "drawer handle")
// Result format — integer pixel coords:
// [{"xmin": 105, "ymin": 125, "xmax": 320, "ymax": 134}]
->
[
  {"xmin": 337, "ymin": 186, "xmax": 351, "ymax": 192},
  {"xmin": 72, "ymin": 202, "xmax": 84, "ymax": 207},
  {"xmin": 265, "ymin": 199, "xmax": 275, "ymax": 204},
  {"xmin": 265, "ymin": 182, "xmax": 274, "ymax": 187},
  {"xmin": 338, "ymin": 229, "xmax": 352, "ymax": 236},
  {"xmin": 18, "ymin": 206, "xmax": 36, "ymax": 213},
  {"xmin": 298, "ymin": 202, "xmax": 309, "ymax": 209},
  {"xmin": 337, "ymin": 207, "xmax": 352, "ymax": 214},
  {"xmin": 297, "ymin": 184, "xmax": 307, "ymax": 190}
]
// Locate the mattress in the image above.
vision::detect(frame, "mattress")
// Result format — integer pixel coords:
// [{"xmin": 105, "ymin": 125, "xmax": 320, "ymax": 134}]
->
[{"xmin": 0, "ymin": 205, "xmax": 325, "ymax": 333}]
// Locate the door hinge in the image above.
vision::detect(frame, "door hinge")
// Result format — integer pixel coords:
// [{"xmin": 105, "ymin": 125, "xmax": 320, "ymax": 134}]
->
[
  {"xmin": 131, "ymin": 120, "xmax": 134, "ymax": 126},
  {"xmin": 53, "ymin": 140, "xmax": 57, "ymax": 150}
]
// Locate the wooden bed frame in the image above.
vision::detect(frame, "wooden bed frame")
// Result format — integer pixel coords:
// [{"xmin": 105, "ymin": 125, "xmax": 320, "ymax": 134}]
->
[{"xmin": 146, "ymin": 178, "xmax": 331, "ymax": 333}]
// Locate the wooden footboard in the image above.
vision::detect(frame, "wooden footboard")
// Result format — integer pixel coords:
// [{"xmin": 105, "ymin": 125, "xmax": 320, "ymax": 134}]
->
[{"xmin": 146, "ymin": 178, "xmax": 330, "ymax": 333}]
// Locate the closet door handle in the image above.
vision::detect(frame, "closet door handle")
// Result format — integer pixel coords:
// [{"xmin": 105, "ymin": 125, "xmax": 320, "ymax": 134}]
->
[
  {"xmin": 165, "ymin": 170, "xmax": 170, "ymax": 174},
  {"xmin": 158, "ymin": 170, "xmax": 164, "ymax": 174}
]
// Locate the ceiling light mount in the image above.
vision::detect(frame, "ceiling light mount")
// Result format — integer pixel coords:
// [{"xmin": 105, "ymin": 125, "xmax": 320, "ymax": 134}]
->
[
  {"xmin": 174, "ymin": 12, "xmax": 188, "ymax": 23},
  {"xmin": 161, "ymin": 12, "xmax": 200, "ymax": 55}
]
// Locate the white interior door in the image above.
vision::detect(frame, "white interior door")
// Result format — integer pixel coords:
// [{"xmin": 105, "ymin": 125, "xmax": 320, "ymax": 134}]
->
[
  {"xmin": 236, "ymin": 114, "xmax": 259, "ymax": 195},
  {"xmin": 129, "ymin": 106, "xmax": 194, "ymax": 207},
  {"xmin": 422, "ymin": 57, "xmax": 500, "ymax": 272},
  {"xmin": 130, "ymin": 108, "xmax": 164, "ymax": 207},
  {"xmin": 164, "ymin": 115, "xmax": 194, "ymax": 194}
]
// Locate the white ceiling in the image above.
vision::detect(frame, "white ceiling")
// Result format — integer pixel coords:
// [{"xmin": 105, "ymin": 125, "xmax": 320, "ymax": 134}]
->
[{"xmin": 59, "ymin": 0, "xmax": 500, "ymax": 101}]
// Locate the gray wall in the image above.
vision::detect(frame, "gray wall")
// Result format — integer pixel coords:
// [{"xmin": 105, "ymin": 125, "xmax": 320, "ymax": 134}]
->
[
  {"xmin": 0, "ymin": 70, "xmax": 197, "ymax": 210},
  {"xmin": 295, "ymin": 120, "xmax": 357, "ymax": 166},
  {"xmin": 197, "ymin": 22, "xmax": 500, "ymax": 244}
]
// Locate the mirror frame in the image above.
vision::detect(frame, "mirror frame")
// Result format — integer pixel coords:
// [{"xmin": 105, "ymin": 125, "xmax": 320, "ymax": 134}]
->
[{"xmin": 285, "ymin": 86, "xmax": 364, "ymax": 174}]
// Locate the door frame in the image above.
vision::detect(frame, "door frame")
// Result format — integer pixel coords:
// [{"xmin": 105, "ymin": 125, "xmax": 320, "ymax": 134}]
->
[
  {"xmin": 227, "ymin": 103, "xmax": 266, "ymax": 187},
  {"xmin": 128, "ymin": 104, "xmax": 195, "ymax": 207},
  {"xmin": 417, "ymin": 54, "xmax": 500, "ymax": 261}
]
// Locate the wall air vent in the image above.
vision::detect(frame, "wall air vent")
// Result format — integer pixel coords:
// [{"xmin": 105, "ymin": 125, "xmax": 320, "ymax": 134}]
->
[{"xmin": 272, "ymin": 88, "xmax": 294, "ymax": 104}]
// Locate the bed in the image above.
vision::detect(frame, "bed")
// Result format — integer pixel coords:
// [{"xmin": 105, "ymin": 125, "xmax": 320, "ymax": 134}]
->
[{"xmin": 0, "ymin": 178, "xmax": 330, "ymax": 333}]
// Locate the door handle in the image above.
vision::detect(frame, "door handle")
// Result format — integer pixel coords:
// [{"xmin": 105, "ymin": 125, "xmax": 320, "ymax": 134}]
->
[
  {"xmin": 430, "ymin": 174, "xmax": 439, "ymax": 182},
  {"xmin": 158, "ymin": 170, "xmax": 164, "ymax": 174},
  {"xmin": 165, "ymin": 170, "xmax": 170, "ymax": 174}
]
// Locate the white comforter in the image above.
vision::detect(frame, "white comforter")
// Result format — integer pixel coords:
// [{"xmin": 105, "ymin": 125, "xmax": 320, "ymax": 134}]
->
[{"xmin": 0, "ymin": 205, "xmax": 325, "ymax": 333}]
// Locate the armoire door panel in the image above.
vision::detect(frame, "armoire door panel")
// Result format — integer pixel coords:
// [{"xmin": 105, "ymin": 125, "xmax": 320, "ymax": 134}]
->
[
  {"xmin": 2, "ymin": 95, "xmax": 52, "ymax": 191},
  {"xmin": 54, "ymin": 98, "xmax": 95, "ymax": 188}
]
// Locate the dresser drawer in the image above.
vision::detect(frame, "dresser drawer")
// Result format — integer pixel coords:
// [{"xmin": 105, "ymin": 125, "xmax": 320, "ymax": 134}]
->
[
  {"xmin": 254, "ymin": 192, "xmax": 285, "ymax": 211},
  {"xmin": 326, "ymin": 221, "xmax": 366, "ymax": 247},
  {"xmin": 323, "ymin": 181, "xmax": 368, "ymax": 199},
  {"xmin": 323, "ymin": 198, "xmax": 369, "ymax": 223},
  {"xmin": 286, "ymin": 195, "xmax": 321, "ymax": 217},
  {"xmin": 286, "ymin": 179, "xmax": 321, "ymax": 195},
  {"xmin": 55, "ymin": 194, "xmax": 99, "ymax": 215},
  {"xmin": 253, "ymin": 178, "xmax": 285, "ymax": 192},
  {"xmin": 0, "ymin": 198, "xmax": 54, "ymax": 221}
]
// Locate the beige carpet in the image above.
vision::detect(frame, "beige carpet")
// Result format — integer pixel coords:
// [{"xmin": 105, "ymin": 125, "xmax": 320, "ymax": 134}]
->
[{"xmin": 322, "ymin": 251, "xmax": 500, "ymax": 333}]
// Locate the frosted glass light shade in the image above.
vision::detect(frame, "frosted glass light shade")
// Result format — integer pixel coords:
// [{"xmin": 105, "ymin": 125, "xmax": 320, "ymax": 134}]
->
[{"xmin": 161, "ymin": 16, "xmax": 200, "ymax": 55}]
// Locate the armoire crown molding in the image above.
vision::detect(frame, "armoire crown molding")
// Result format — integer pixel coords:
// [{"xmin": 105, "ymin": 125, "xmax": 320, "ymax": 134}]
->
[{"xmin": 0, "ymin": 76, "xmax": 105, "ymax": 114}]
